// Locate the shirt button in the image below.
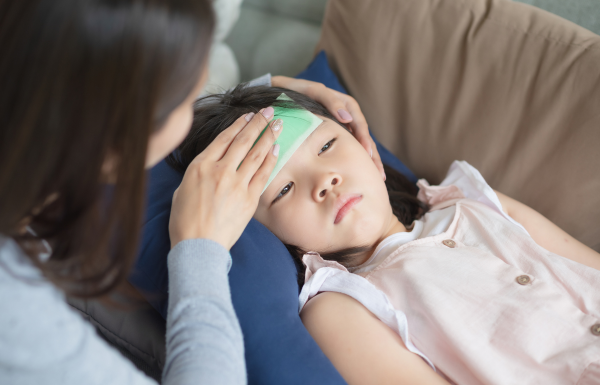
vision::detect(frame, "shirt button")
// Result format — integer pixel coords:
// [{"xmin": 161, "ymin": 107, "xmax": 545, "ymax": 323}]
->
[
  {"xmin": 442, "ymin": 239, "xmax": 456, "ymax": 248},
  {"xmin": 591, "ymin": 324, "xmax": 600, "ymax": 336},
  {"xmin": 516, "ymin": 275, "xmax": 531, "ymax": 285}
]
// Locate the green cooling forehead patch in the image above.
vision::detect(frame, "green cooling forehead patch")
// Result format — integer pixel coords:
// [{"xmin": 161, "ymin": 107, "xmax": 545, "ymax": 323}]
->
[{"xmin": 251, "ymin": 93, "xmax": 323, "ymax": 194}]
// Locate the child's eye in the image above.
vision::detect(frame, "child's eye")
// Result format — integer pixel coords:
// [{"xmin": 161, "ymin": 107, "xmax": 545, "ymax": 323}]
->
[
  {"xmin": 319, "ymin": 138, "xmax": 336, "ymax": 155},
  {"xmin": 272, "ymin": 182, "xmax": 294, "ymax": 205}
]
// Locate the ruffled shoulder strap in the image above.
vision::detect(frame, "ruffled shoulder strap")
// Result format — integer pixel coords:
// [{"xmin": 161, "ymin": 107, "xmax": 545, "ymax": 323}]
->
[
  {"xmin": 303, "ymin": 251, "xmax": 348, "ymax": 282},
  {"xmin": 417, "ymin": 179, "xmax": 465, "ymax": 211}
]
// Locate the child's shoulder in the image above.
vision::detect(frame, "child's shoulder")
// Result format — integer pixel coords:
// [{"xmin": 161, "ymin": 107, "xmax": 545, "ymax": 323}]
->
[
  {"xmin": 416, "ymin": 160, "xmax": 496, "ymax": 207},
  {"xmin": 417, "ymin": 161, "xmax": 527, "ymax": 233}
]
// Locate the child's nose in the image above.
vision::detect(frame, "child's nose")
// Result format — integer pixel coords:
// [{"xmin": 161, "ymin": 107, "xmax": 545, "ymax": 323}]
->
[{"xmin": 313, "ymin": 175, "xmax": 342, "ymax": 201}]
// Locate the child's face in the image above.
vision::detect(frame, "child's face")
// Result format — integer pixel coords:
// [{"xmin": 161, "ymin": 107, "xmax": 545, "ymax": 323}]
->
[{"xmin": 255, "ymin": 117, "xmax": 395, "ymax": 254}]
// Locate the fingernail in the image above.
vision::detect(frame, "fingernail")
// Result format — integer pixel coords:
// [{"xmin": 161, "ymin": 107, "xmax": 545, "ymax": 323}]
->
[
  {"xmin": 337, "ymin": 109, "xmax": 352, "ymax": 121},
  {"xmin": 245, "ymin": 112, "xmax": 255, "ymax": 122},
  {"xmin": 271, "ymin": 118, "xmax": 283, "ymax": 132},
  {"xmin": 262, "ymin": 106, "xmax": 274, "ymax": 119},
  {"xmin": 370, "ymin": 147, "xmax": 373, "ymax": 158},
  {"xmin": 272, "ymin": 144, "xmax": 280, "ymax": 157},
  {"xmin": 382, "ymin": 170, "xmax": 387, "ymax": 181}
]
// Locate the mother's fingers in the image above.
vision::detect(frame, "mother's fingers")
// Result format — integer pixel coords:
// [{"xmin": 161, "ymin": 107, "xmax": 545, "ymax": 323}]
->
[
  {"xmin": 248, "ymin": 143, "xmax": 280, "ymax": 198},
  {"xmin": 193, "ymin": 113, "xmax": 255, "ymax": 163},
  {"xmin": 345, "ymin": 101, "xmax": 386, "ymax": 180},
  {"xmin": 238, "ymin": 118, "xmax": 283, "ymax": 184},
  {"xmin": 317, "ymin": 89, "xmax": 355, "ymax": 125},
  {"xmin": 344, "ymin": 98, "xmax": 368, "ymax": 144},
  {"xmin": 221, "ymin": 107, "xmax": 274, "ymax": 167},
  {"xmin": 369, "ymin": 137, "xmax": 386, "ymax": 181}
]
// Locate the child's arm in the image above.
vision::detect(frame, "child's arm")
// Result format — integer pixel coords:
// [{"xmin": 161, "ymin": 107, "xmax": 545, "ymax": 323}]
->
[
  {"xmin": 494, "ymin": 190, "xmax": 600, "ymax": 270},
  {"xmin": 301, "ymin": 291, "xmax": 450, "ymax": 385}
]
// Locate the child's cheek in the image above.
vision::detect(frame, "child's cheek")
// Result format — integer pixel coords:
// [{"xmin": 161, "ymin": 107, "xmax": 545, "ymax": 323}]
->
[
  {"xmin": 270, "ymin": 205, "xmax": 305, "ymax": 247},
  {"xmin": 278, "ymin": 204, "xmax": 327, "ymax": 251}
]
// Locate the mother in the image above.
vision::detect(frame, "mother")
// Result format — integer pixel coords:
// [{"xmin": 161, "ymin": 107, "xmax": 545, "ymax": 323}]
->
[{"xmin": 0, "ymin": 0, "xmax": 383, "ymax": 384}]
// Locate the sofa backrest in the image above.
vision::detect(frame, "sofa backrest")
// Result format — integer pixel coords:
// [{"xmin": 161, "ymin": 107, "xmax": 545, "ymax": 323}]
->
[{"xmin": 316, "ymin": 0, "xmax": 600, "ymax": 250}]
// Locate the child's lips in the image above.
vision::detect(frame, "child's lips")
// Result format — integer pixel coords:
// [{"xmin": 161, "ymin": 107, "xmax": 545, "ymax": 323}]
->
[{"xmin": 334, "ymin": 194, "xmax": 363, "ymax": 224}]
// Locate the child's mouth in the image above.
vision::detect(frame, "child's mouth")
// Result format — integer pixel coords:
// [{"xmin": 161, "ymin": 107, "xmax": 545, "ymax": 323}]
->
[{"xmin": 334, "ymin": 194, "xmax": 363, "ymax": 224}]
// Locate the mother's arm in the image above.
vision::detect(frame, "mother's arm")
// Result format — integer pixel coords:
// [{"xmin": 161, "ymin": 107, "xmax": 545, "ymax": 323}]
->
[
  {"xmin": 495, "ymin": 190, "xmax": 600, "ymax": 270},
  {"xmin": 164, "ymin": 109, "xmax": 282, "ymax": 384},
  {"xmin": 301, "ymin": 292, "xmax": 449, "ymax": 385}
]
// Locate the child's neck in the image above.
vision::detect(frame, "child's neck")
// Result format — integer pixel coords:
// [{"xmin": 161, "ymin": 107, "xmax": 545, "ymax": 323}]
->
[
  {"xmin": 352, "ymin": 215, "xmax": 409, "ymax": 267},
  {"xmin": 380, "ymin": 215, "xmax": 409, "ymax": 242}
]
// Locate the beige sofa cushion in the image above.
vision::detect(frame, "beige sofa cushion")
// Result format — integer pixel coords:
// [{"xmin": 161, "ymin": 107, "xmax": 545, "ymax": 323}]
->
[{"xmin": 316, "ymin": 0, "xmax": 600, "ymax": 250}]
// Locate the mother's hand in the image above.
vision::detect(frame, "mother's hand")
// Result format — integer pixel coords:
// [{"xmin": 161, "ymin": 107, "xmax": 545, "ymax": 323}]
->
[
  {"xmin": 272, "ymin": 76, "xmax": 385, "ymax": 180},
  {"xmin": 169, "ymin": 108, "xmax": 282, "ymax": 250}
]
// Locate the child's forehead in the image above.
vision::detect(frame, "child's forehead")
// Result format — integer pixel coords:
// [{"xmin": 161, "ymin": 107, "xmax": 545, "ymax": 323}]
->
[
  {"xmin": 308, "ymin": 118, "xmax": 326, "ymax": 137},
  {"xmin": 307, "ymin": 116, "xmax": 342, "ymax": 136},
  {"xmin": 292, "ymin": 118, "xmax": 347, "ymax": 156}
]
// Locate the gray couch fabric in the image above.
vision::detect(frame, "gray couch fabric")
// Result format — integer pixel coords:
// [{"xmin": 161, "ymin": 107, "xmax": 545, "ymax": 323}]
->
[
  {"xmin": 226, "ymin": 0, "xmax": 327, "ymax": 81},
  {"xmin": 516, "ymin": 0, "xmax": 599, "ymax": 34}
]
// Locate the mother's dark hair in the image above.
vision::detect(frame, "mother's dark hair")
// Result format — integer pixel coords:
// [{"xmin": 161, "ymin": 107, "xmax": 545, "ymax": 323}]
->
[
  {"xmin": 168, "ymin": 84, "xmax": 428, "ymax": 288},
  {"xmin": 0, "ymin": 0, "xmax": 214, "ymax": 297}
]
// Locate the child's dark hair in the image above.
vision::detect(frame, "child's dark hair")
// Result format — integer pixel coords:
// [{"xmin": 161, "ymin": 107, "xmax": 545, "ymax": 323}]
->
[{"xmin": 167, "ymin": 83, "xmax": 428, "ymax": 288}]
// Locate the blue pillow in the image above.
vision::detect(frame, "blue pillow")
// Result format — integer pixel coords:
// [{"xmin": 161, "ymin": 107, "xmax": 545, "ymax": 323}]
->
[{"xmin": 130, "ymin": 50, "xmax": 416, "ymax": 385}]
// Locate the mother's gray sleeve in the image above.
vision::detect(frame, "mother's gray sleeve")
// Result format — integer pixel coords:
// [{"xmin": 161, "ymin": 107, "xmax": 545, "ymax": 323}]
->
[
  {"xmin": 0, "ymin": 237, "xmax": 157, "ymax": 385},
  {"xmin": 244, "ymin": 73, "xmax": 271, "ymax": 88},
  {"xmin": 163, "ymin": 239, "xmax": 246, "ymax": 385},
  {"xmin": 225, "ymin": 73, "xmax": 272, "ymax": 93}
]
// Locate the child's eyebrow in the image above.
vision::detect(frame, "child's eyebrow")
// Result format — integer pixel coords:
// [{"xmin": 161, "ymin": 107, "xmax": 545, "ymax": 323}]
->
[{"xmin": 306, "ymin": 119, "xmax": 348, "ymax": 142}]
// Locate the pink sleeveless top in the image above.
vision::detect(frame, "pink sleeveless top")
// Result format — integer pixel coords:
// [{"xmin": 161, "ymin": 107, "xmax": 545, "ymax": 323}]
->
[{"xmin": 299, "ymin": 161, "xmax": 600, "ymax": 384}]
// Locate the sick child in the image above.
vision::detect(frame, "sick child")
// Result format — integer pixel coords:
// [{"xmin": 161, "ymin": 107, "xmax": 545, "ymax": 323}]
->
[{"xmin": 168, "ymin": 84, "xmax": 600, "ymax": 385}]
